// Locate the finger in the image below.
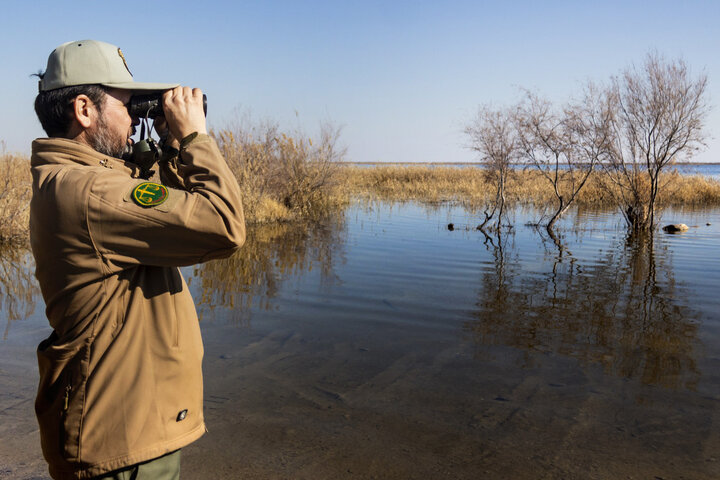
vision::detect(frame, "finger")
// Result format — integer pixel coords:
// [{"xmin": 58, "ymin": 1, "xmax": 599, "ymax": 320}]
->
[
  {"xmin": 164, "ymin": 86, "xmax": 178, "ymax": 101},
  {"xmin": 162, "ymin": 88, "xmax": 177, "ymax": 108},
  {"xmin": 154, "ymin": 116, "xmax": 168, "ymax": 130}
]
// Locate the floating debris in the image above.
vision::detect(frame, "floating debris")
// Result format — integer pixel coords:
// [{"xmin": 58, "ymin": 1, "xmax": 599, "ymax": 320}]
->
[{"xmin": 662, "ymin": 223, "xmax": 689, "ymax": 233}]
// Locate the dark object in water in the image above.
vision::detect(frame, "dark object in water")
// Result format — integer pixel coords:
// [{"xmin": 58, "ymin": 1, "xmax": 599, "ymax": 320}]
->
[
  {"xmin": 662, "ymin": 223, "xmax": 689, "ymax": 233},
  {"xmin": 447, "ymin": 223, "xmax": 454, "ymax": 231}
]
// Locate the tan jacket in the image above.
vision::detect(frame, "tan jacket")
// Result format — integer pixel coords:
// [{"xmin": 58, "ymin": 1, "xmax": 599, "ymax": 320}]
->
[{"xmin": 30, "ymin": 135, "xmax": 245, "ymax": 479}]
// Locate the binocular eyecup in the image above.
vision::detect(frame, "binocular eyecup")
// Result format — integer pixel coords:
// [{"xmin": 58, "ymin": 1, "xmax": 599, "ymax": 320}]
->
[{"xmin": 128, "ymin": 93, "xmax": 207, "ymax": 119}]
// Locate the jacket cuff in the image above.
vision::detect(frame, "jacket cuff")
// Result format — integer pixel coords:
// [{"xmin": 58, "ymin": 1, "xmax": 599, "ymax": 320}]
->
[{"xmin": 180, "ymin": 132, "xmax": 211, "ymax": 150}]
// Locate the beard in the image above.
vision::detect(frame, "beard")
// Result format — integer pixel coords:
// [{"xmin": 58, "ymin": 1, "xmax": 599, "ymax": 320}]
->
[{"xmin": 87, "ymin": 115, "xmax": 129, "ymax": 159}]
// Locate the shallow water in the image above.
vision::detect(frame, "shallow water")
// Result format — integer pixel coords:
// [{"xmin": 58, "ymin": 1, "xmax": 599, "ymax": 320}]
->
[{"xmin": 2, "ymin": 202, "xmax": 720, "ymax": 479}]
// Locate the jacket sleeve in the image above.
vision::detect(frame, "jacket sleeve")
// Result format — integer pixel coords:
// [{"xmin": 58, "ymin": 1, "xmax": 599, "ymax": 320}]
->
[
  {"xmin": 86, "ymin": 134, "xmax": 245, "ymax": 268},
  {"xmin": 157, "ymin": 145, "xmax": 186, "ymax": 190}
]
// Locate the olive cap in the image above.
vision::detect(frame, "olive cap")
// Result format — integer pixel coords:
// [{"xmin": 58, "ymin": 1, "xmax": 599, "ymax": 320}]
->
[{"xmin": 39, "ymin": 40, "xmax": 178, "ymax": 92}]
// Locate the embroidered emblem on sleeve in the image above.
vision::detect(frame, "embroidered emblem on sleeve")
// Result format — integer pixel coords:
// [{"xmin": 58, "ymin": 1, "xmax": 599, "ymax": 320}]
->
[{"xmin": 132, "ymin": 182, "xmax": 168, "ymax": 207}]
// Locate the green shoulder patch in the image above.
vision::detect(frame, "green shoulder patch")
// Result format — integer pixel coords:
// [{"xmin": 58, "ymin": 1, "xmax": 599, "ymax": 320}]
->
[{"xmin": 132, "ymin": 182, "xmax": 169, "ymax": 207}]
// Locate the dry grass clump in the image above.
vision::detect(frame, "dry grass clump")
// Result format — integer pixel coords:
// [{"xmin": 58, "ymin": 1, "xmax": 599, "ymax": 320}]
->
[
  {"xmin": 0, "ymin": 149, "xmax": 31, "ymax": 244},
  {"xmin": 565, "ymin": 170, "xmax": 720, "ymax": 207},
  {"xmin": 341, "ymin": 166, "xmax": 487, "ymax": 204},
  {"xmin": 340, "ymin": 165, "xmax": 720, "ymax": 210},
  {"xmin": 656, "ymin": 172, "xmax": 720, "ymax": 205},
  {"xmin": 212, "ymin": 121, "xmax": 348, "ymax": 223}
]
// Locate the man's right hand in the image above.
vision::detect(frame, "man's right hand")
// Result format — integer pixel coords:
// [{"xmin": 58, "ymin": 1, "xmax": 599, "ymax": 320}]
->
[{"xmin": 162, "ymin": 86, "xmax": 207, "ymax": 142}]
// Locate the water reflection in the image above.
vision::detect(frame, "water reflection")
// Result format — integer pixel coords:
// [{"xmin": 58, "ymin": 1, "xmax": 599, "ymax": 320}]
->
[
  {"xmin": 191, "ymin": 216, "xmax": 346, "ymax": 324},
  {"xmin": 0, "ymin": 246, "xmax": 38, "ymax": 340},
  {"xmin": 467, "ymin": 230, "xmax": 700, "ymax": 390}
]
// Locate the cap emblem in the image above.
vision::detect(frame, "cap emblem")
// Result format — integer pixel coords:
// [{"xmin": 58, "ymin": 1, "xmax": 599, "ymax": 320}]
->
[
  {"xmin": 117, "ymin": 48, "xmax": 133, "ymax": 76},
  {"xmin": 132, "ymin": 182, "xmax": 168, "ymax": 207}
]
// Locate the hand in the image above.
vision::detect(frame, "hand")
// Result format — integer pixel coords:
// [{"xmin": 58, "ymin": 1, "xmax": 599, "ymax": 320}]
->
[
  {"xmin": 153, "ymin": 116, "xmax": 180, "ymax": 150},
  {"xmin": 162, "ymin": 86, "xmax": 207, "ymax": 142}
]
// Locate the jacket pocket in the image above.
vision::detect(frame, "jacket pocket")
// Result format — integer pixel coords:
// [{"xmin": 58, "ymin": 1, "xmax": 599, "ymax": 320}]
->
[
  {"xmin": 112, "ymin": 288, "xmax": 129, "ymax": 339},
  {"xmin": 36, "ymin": 334, "xmax": 92, "ymax": 463}
]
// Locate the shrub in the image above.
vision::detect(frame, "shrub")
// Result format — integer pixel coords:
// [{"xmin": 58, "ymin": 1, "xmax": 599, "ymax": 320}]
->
[{"xmin": 212, "ymin": 120, "xmax": 347, "ymax": 223}]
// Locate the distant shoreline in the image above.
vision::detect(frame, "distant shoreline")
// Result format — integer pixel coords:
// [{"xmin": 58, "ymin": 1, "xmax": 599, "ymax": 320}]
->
[{"xmin": 338, "ymin": 161, "xmax": 720, "ymax": 166}]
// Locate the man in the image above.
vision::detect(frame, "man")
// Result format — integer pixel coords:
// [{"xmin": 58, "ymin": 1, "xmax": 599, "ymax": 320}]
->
[{"xmin": 30, "ymin": 40, "xmax": 245, "ymax": 479}]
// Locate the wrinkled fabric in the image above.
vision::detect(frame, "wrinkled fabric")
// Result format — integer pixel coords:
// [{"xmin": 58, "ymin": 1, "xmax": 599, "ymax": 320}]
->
[{"xmin": 30, "ymin": 135, "xmax": 245, "ymax": 479}]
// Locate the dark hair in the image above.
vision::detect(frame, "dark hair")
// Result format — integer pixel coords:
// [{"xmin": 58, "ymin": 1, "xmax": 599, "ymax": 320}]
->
[{"xmin": 33, "ymin": 75, "xmax": 108, "ymax": 137}]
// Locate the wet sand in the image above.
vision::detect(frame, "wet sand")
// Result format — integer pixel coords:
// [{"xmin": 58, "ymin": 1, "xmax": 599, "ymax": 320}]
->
[
  {"xmin": 3, "ymin": 320, "xmax": 720, "ymax": 479},
  {"xmin": 0, "ymin": 342, "xmax": 48, "ymax": 479},
  {"xmin": 184, "ymin": 320, "xmax": 720, "ymax": 480}
]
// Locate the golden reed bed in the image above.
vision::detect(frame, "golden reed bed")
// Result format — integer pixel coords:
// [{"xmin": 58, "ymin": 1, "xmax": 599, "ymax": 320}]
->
[{"xmin": 338, "ymin": 165, "xmax": 720, "ymax": 208}]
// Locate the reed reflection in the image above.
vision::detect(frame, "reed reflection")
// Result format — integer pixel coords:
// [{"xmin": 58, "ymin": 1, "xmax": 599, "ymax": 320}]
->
[
  {"xmin": 191, "ymin": 215, "xmax": 346, "ymax": 324},
  {"xmin": 0, "ymin": 246, "xmax": 38, "ymax": 340},
  {"xmin": 468, "ymin": 231, "xmax": 700, "ymax": 390}
]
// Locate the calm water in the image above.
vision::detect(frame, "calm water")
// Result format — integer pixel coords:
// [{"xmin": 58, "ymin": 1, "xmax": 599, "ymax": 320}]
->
[
  {"xmin": 2, "ymin": 202, "xmax": 720, "ymax": 479},
  {"xmin": 670, "ymin": 163, "xmax": 720, "ymax": 180}
]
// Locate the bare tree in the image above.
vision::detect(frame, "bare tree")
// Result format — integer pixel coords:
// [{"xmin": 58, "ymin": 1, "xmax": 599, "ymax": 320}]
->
[
  {"xmin": 465, "ymin": 106, "xmax": 518, "ymax": 231},
  {"xmin": 604, "ymin": 52, "xmax": 709, "ymax": 231},
  {"xmin": 516, "ymin": 86, "xmax": 612, "ymax": 234}
]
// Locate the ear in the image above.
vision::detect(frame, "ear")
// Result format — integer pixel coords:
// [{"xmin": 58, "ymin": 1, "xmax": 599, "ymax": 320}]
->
[{"xmin": 72, "ymin": 94, "xmax": 98, "ymax": 129}]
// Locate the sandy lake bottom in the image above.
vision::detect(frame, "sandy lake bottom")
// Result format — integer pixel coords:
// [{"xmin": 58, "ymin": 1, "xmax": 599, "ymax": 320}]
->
[{"xmin": 2, "ymin": 201, "xmax": 720, "ymax": 479}]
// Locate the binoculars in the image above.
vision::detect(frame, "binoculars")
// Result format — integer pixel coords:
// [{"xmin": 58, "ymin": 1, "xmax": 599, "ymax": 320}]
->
[{"xmin": 128, "ymin": 93, "xmax": 207, "ymax": 118}]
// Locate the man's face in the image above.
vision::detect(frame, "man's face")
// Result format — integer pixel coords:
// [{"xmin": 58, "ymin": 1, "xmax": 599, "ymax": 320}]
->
[{"xmin": 87, "ymin": 88, "xmax": 137, "ymax": 158}]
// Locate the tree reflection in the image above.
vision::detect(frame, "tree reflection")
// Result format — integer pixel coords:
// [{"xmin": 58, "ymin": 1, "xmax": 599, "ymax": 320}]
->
[
  {"xmin": 467, "ymin": 230, "xmax": 700, "ymax": 390},
  {"xmin": 0, "ymin": 246, "xmax": 38, "ymax": 340},
  {"xmin": 191, "ymin": 215, "xmax": 346, "ymax": 325}
]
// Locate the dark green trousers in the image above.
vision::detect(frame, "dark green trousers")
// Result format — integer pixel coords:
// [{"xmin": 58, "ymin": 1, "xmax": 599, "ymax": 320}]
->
[{"xmin": 92, "ymin": 450, "xmax": 181, "ymax": 480}]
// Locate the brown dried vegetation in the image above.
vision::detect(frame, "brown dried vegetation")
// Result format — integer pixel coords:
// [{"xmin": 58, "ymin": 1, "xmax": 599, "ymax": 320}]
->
[
  {"xmin": 339, "ymin": 165, "xmax": 720, "ymax": 210},
  {"xmin": 0, "ymin": 147, "xmax": 31, "ymax": 245},
  {"xmin": 212, "ymin": 121, "xmax": 348, "ymax": 224}
]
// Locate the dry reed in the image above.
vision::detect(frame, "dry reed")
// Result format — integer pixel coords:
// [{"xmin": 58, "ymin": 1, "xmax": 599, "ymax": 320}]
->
[
  {"xmin": 339, "ymin": 165, "xmax": 720, "ymax": 210},
  {"xmin": 0, "ymin": 148, "xmax": 31, "ymax": 244},
  {"xmin": 211, "ymin": 121, "xmax": 348, "ymax": 224}
]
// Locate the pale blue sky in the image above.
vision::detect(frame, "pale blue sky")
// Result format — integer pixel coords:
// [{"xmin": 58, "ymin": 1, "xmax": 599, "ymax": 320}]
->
[{"xmin": 2, "ymin": 0, "xmax": 718, "ymax": 162}]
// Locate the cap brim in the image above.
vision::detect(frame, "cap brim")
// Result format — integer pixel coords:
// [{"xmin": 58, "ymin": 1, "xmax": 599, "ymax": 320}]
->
[{"xmin": 101, "ymin": 81, "xmax": 179, "ymax": 92}]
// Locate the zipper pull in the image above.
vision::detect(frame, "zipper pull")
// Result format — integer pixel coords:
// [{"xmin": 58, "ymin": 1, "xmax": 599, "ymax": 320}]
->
[{"xmin": 63, "ymin": 385, "xmax": 72, "ymax": 412}]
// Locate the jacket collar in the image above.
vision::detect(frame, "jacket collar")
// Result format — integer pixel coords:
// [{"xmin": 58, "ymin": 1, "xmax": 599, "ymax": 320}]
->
[{"xmin": 31, "ymin": 137, "xmax": 142, "ymax": 178}]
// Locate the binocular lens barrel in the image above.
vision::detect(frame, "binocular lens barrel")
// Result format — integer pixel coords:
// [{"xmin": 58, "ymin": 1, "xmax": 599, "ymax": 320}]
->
[{"xmin": 128, "ymin": 94, "xmax": 207, "ymax": 118}]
